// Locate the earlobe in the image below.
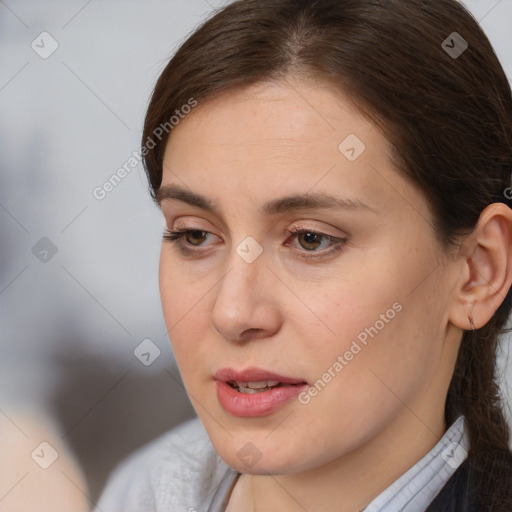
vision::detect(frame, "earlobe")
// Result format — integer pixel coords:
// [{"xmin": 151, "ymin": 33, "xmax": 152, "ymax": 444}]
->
[{"xmin": 449, "ymin": 203, "xmax": 512, "ymax": 330}]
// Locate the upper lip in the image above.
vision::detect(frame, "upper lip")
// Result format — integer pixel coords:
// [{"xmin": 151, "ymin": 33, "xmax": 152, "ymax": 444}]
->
[{"xmin": 214, "ymin": 367, "xmax": 307, "ymax": 385}]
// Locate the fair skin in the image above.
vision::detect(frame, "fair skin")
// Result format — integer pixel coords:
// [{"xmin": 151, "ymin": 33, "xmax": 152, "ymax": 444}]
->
[
  {"xmin": 0, "ymin": 410, "xmax": 89, "ymax": 512},
  {"xmin": 157, "ymin": 78, "xmax": 512, "ymax": 511}
]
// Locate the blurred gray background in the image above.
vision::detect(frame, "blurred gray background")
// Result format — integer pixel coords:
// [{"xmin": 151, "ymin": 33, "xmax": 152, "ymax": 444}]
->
[{"xmin": 1, "ymin": 0, "xmax": 511, "ymax": 507}]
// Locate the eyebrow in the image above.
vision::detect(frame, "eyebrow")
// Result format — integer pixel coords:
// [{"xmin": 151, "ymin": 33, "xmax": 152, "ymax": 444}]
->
[{"xmin": 155, "ymin": 183, "xmax": 378, "ymax": 216}]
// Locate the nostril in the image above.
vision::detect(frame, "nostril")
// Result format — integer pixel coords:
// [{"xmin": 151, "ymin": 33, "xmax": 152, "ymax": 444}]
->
[{"xmin": 239, "ymin": 328, "xmax": 260, "ymax": 340}]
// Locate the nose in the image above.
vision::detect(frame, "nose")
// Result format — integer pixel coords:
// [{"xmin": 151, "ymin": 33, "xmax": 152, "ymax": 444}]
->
[{"xmin": 210, "ymin": 247, "xmax": 281, "ymax": 343}]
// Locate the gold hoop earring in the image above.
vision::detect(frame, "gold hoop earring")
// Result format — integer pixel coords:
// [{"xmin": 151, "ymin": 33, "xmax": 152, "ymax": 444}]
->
[{"xmin": 468, "ymin": 315, "xmax": 475, "ymax": 331}]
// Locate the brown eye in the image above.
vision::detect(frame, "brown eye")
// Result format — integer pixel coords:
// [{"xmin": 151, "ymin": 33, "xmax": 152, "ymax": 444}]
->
[
  {"xmin": 286, "ymin": 227, "xmax": 348, "ymax": 261},
  {"xmin": 184, "ymin": 230, "xmax": 209, "ymax": 246},
  {"xmin": 296, "ymin": 231, "xmax": 323, "ymax": 251},
  {"xmin": 162, "ymin": 228, "xmax": 217, "ymax": 250}
]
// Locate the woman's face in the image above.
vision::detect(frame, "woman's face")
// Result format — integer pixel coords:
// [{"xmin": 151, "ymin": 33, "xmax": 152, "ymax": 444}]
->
[{"xmin": 158, "ymin": 79, "xmax": 462, "ymax": 474}]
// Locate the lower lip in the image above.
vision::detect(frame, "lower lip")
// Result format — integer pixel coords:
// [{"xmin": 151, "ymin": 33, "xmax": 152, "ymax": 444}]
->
[{"xmin": 216, "ymin": 381, "xmax": 307, "ymax": 417}]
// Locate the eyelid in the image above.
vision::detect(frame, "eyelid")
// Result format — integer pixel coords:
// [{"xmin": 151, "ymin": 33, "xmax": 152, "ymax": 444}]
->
[
  {"xmin": 162, "ymin": 224, "xmax": 348, "ymax": 262},
  {"xmin": 163, "ymin": 226, "xmax": 219, "ymax": 245},
  {"xmin": 287, "ymin": 222, "xmax": 347, "ymax": 238},
  {"xmin": 285, "ymin": 226, "xmax": 347, "ymax": 260},
  {"xmin": 167, "ymin": 221, "xmax": 346, "ymax": 243}
]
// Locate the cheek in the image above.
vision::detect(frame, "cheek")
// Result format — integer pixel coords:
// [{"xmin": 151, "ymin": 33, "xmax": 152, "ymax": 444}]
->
[
  {"xmin": 159, "ymin": 247, "xmax": 208, "ymax": 323},
  {"xmin": 284, "ymin": 300, "xmax": 439, "ymax": 465},
  {"xmin": 159, "ymin": 251, "xmax": 212, "ymax": 368},
  {"xmin": 296, "ymin": 257, "xmax": 404, "ymax": 354},
  {"xmin": 296, "ymin": 245, "xmax": 445, "ymax": 400}
]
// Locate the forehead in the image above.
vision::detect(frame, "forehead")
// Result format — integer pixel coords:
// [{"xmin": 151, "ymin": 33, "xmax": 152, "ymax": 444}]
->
[
  {"xmin": 166, "ymin": 79, "xmax": 377, "ymax": 154},
  {"xmin": 159, "ymin": 79, "xmax": 429, "ymax": 226}
]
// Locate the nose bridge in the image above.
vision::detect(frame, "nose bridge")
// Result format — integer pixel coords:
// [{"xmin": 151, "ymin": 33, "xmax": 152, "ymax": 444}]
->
[
  {"xmin": 221, "ymin": 228, "xmax": 267, "ymax": 292},
  {"xmin": 216, "ymin": 239, "xmax": 264, "ymax": 310},
  {"xmin": 210, "ymin": 237, "xmax": 275, "ymax": 340}
]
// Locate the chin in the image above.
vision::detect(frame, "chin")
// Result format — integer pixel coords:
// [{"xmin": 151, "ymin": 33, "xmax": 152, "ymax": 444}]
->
[{"xmin": 210, "ymin": 434, "xmax": 317, "ymax": 475}]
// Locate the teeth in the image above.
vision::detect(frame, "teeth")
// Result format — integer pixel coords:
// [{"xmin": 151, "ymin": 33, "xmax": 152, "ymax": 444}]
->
[
  {"xmin": 232, "ymin": 380, "xmax": 283, "ymax": 393},
  {"xmin": 239, "ymin": 387, "xmax": 260, "ymax": 394},
  {"xmin": 247, "ymin": 380, "xmax": 280, "ymax": 389}
]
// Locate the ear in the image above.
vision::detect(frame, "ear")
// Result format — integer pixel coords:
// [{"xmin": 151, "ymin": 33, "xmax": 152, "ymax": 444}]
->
[{"xmin": 449, "ymin": 203, "xmax": 512, "ymax": 330}]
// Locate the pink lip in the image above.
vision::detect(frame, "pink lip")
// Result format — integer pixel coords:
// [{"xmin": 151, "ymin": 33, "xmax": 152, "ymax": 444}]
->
[
  {"xmin": 214, "ymin": 367, "xmax": 308, "ymax": 418},
  {"xmin": 214, "ymin": 367, "xmax": 307, "ymax": 385}
]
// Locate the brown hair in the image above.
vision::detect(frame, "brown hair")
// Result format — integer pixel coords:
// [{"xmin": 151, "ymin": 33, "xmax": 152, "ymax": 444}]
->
[{"xmin": 142, "ymin": 0, "xmax": 512, "ymax": 504}]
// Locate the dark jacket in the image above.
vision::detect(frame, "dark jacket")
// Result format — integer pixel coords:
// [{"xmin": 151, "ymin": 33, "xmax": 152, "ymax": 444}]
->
[{"xmin": 425, "ymin": 449, "xmax": 512, "ymax": 512}]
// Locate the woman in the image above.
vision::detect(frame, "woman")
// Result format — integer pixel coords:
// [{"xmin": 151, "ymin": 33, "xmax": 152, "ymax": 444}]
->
[{"xmin": 97, "ymin": 0, "xmax": 512, "ymax": 510}]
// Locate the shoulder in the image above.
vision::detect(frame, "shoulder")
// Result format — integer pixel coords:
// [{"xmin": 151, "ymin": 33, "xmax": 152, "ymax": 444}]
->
[
  {"xmin": 0, "ymin": 411, "xmax": 89, "ymax": 512},
  {"xmin": 97, "ymin": 417, "xmax": 233, "ymax": 512}
]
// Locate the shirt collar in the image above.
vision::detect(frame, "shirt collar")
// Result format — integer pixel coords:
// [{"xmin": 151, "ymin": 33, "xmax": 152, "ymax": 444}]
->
[{"xmin": 363, "ymin": 415, "xmax": 469, "ymax": 512}]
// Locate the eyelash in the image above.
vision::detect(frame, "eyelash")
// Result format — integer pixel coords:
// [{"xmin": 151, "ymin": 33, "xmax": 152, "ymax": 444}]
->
[{"xmin": 162, "ymin": 226, "xmax": 347, "ymax": 261}]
